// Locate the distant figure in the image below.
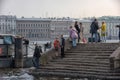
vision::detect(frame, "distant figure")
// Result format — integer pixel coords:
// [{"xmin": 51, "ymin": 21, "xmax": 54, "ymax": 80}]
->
[
  {"xmin": 46, "ymin": 42, "xmax": 49, "ymax": 48},
  {"xmin": 60, "ymin": 34, "xmax": 65, "ymax": 58},
  {"xmin": 44, "ymin": 42, "xmax": 49, "ymax": 51},
  {"xmin": 116, "ymin": 25, "xmax": 120, "ymax": 42},
  {"xmin": 44, "ymin": 44, "xmax": 46, "ymax": 51},
  {"xmin": 90, "ymin": 19, "xmax": 99, "ymax": 42},
  {"xmin": 101, "ymin": 21, "xmax": 106, "ymax": 42},
  {"xmin": 33, "ymin": 44, "xmax": 41, "ymax": 69},
  {"xmin": 49, "ymin": 42, "xmax": 52, "ymax": 48},
  {"xmin": 53, "ymin": 37, "xmax": 60, "ymax": 57},
  {"xmin": 97, "ymin": 27, "xmax": 101, "ymax": 42},
  {"xmin": 69, "ymin": 26, "xmax": 78, "ymax": 47},
  {"xmin": 74, "ymin": 21, "xmax": 80, "ymax": 43},
  {"xmin": 79, "ymin": 22, "xmax": 84, "ymax": 43},
  {"xmin": 39, "ymin": 46, "xmax": 43, "ymax": 53}
]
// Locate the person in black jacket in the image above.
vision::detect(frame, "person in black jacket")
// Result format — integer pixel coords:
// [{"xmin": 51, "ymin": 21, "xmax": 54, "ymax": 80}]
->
[
  {"xmin": 60, "ymin": 35, "xmax": 65, "ymax": 58},
  {"xmin": 74, "ymin": 21, "xmax": 80, "ymax": 43},
  {"xmin": 90, "ymin": 19, "xmax": 99, "ymax": 42},
  {"xmin": 116, "ymin": 25, "xmax": 120, "ymax": 42},
  {"xmin": 33, "ymin": 44, "xmax": 42, "ymax": 69}
]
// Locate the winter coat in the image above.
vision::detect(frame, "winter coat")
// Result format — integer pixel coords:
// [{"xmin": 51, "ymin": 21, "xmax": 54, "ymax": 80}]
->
[
  {"xmin": 75, "ymin": 24, "xmax": 80, "ymax": 33},
  {"xmin": 60, "ymin": 37, "xmax": 65, "ymax": 47},
  {"xmin": 33, "ymin": 46, "xmax": 41, "ymax": 58},
  {"xmin": 101, "ymin": 23, "xmax": 106, "ymax": 32},
  {"xmin": 69, "ymin": 28, "xmax": 78, "ymax": 39},
  {"xmin": 90, "ymin": 21, "xmax": 99, "ymax": 34},
  {"xmin": 53, "ymin": 39, "xmax": 60, "ymax": 50}
]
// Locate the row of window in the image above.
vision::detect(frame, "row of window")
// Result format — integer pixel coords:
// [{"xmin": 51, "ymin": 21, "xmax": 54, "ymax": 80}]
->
[
  {"xmin": 0, "ymin": 26, "xmax": 14, "ymax": 30},
  {"xmin": 0, "ymin": 24, "xmax": 15, "ymax": 27},
  {"xmin": 17, "ymin": 29, "xmax": 49, "ymax": 33},
  {"xmin": 25, "ymin": 33, "xmax": 49, "ymax": 38},
  {"xmin": 0, "ymin": 20, "xmax": 15, "ymax": 23},
  {"xmin": 18, "ymin": 23, "xmax": 50, "ymax": 28}
]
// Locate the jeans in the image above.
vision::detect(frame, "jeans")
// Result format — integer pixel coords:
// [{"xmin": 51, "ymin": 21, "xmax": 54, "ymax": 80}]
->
[
  {"xmin": 33, "ymin": 57, "xmax": 40, "ymax": 69},
  {"xmin": 91, "ymin": 32, "xmax": 98, "ymax": 42},
  {"xmin": 72, "ymin": 38, "xmax": 77, "ymax": 47},
  {"xmin": 101, "ymin": 35, "xmax": 106, "ymax": 42},
  {"xmin": 119, "ymin": 31, "xmax": 120, "ymax": 41}
]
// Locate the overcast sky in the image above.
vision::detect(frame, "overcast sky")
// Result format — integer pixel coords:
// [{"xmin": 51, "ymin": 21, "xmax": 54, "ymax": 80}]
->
[{"xmin": 0, "ymin": 0, "xmax": 120, "ymax": 18}]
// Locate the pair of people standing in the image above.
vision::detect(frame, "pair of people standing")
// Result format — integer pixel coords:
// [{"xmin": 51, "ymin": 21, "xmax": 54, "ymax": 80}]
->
[
  {"xmin": 74, "ymin": 21, "xmax": 84, "ymax": 43},
  {"xmin": 90, "ymin": 19, "xmax": 99, "ymax": 42},
  {"xmin": 69, "ymin": 21, "xmax": 84, "ymax": 47},
  {"xmin": 69, "ymin": 26, "xmax": 78, "ymax": 47},
  {"xmin": 53, "ymin": 35, "xmax": 65, "ymax": 58},
  {"xmin": 90, "ymin": 19, "xmax": 106, "ymax": 42}
]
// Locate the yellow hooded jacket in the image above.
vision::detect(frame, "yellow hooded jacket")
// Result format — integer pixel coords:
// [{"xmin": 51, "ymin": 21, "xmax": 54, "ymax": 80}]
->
[{"xmin": 101, "ymin": 23, "xmax": 106, "ymax": 32}]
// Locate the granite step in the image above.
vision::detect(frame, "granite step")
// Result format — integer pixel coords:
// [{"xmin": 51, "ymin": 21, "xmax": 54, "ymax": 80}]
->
[{"xmin": 29, "ymin": 43, "xmax": 120, "ymax": 79}]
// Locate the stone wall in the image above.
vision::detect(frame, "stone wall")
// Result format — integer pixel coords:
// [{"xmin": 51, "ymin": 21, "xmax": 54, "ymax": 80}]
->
[
  {"xmin": 110, "ymin": 47, "xmax": 120, "ymax": 70},
  {"xmin": 23, "ymin": 39, "xmax": 72, "ymax": 67}
]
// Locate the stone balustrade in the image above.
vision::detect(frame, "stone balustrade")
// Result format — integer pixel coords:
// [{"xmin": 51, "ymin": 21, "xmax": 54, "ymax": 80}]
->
[
  {"xmin": 40, "ymin": 39, "xmax": 72, "ymax": 65},
  {"xmin": 23, "ymin": 39, "xmax": 72, "ymax": 67},
  {"xmin": 110, "ymin": 47, "xmax": 120, "ymax": 70}
]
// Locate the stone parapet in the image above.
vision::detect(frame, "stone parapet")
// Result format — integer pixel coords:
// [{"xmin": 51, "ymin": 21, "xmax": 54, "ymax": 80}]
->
[
  {"xmin": 23, "ymin": 39, "xmax": 72, "ymax": 67},
  {"xmin": 40, "ymin": 39, "xmax": 72, "ymax": 65},
  {"xmin": 110, "ymin": 46, "xmax": 120, "ymax": 70}
]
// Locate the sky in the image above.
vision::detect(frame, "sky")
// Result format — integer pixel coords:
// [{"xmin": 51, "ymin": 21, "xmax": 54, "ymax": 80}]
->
[{"xmin": 0, "ymin": 0, "xmax": 120, "ymax": 18}]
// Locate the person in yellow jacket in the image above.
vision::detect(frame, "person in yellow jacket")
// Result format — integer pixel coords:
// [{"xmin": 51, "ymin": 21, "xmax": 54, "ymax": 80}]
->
[{"xmin": 101, "ymin": 22, "xmax": 106, "ymax": 42}]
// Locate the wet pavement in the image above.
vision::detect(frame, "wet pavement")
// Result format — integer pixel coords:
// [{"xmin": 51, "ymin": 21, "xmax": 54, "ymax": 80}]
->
[{"xmin": 0, "ymin": 68, "xmax": 33, "ymax": 80}]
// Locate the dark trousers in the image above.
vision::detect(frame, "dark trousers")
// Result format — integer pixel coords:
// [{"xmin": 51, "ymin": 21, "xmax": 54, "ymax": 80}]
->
[
  {"xmin": 61, "ymin": 47, "xmax": 65, "ymax": 58},
  {"xmin": 33, "ymin": 57, "xmax": 40, "ymax": 69},
  {"xmin": 77, "ymin": 32, "xmax": 80, "ymax": 43},
  {"xmin": 119, "ymin": 31, "xmax": 120, "ymax": 41},
  {"xmin": 98, "ymin": 33, "xmax": 101, "ymax": 42}
]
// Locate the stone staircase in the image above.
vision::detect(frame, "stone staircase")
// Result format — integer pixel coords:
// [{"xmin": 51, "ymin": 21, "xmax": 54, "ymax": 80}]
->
[{"xmin": 30, "ymin": 43, "xmax": 120, "ymax": 80}]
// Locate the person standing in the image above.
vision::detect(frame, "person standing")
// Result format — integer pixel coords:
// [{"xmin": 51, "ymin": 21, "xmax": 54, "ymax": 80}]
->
[
  {"xmin": 53, "ymin": 37, "xmax": 60, "ymax": 51},
  {"xmin": 69, "ymin": 26, "xmax": 78, "ymax": 47},
  {"xmin": 60, "ymin": 34, "xmax": 65, "ymax": 58},
  {"xmin": 33, "ymin": 44, "xmax": 41, "ymax": 69},
  {"xmin": 116, "ymin": 25, "xmax": 120, "ymax": 42},
  {"xmin": 79, "ymin": 22, "xmax": 84, "ymax": 43},
  {"xmin": 90, "ymin": 19, "xmax": 99, "ymax": 42},
  {"xmin": 39, "ymin": 46, "xmax": 43, "ymax": 53},
  {"xmin": 101, "ymin": 21, "xmax": 106, "ymax": 42},
  {"xmin": 53, "ymin": 37, "xmax": 60, "ymax": 57},
  {"xmin": 74, "ymin": 21, "xmax": 80, "ymax": 43},
  {"xmin": 97, "ymin": 27, "xmax": 101, "ymax": 42}
]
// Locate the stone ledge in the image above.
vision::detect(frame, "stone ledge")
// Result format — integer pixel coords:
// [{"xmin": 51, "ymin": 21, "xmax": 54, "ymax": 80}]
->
[
  {"xmin": 110, "ymin": 47, "xmax": 120, "ymax": 70},
  {"xmin": 23, "ymin": 39, "xmax": 72, "ymax": 67}
]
